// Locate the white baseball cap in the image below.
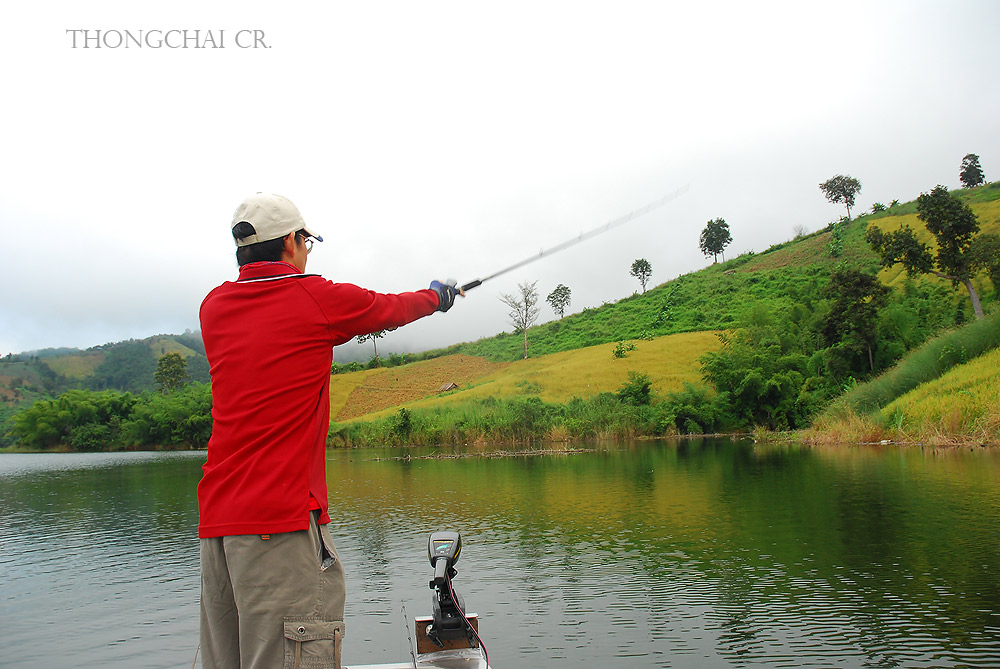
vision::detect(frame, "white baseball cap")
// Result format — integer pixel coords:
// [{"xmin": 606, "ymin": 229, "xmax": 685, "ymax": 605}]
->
[{"xmin": 231, "ymin": 193, "xmax": 324, "ymax": 247}]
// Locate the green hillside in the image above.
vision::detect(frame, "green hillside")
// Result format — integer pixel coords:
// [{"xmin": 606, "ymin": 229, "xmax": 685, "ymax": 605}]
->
[
  {"xmin": 335, "ymin": 182, "xmax": 1000, "ymax": 445},
  {"xmin": 807, "ymin": 310, "xmax": 1000, "ymax": 446},
  {"xmin": 419, "ymin": 185, "xmax": 998, "ymax": 364},
  {"xmin": 0, "ymin": 333, "xmax": 212, "ymax": 447},
  {"xmin": 4, "ymin": 182, "xmax": 999, "ymax": 451}
]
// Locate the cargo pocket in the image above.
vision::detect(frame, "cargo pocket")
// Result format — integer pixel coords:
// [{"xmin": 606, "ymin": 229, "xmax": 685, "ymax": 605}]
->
[{"xmin": 283, "ymin": 618, "xmax": 345, "ymax": 669}]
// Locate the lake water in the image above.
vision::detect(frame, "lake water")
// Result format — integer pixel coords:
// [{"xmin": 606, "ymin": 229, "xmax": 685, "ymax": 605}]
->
[{"xmin": 2, "ymin": 439, "xmax": 999, "ymax": 668}]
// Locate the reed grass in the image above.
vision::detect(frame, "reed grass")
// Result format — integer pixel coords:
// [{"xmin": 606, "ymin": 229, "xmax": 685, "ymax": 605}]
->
[
  {"xmin": 806, "ymin": 335, "xmax": 1000, "ymax": 447},
  {"xmin": 328, "ymin": 393, "xmax": 667, "ymax": 448},
  {"xmin": 877, "ymin": 346, "xmax": 1000, "ymax": 444},
  {"xmin": 821, "ymin": 310, "xmax": 1000, "ymax": 418}
]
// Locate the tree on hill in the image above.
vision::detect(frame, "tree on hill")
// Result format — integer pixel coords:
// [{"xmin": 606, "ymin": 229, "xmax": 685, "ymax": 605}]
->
[
  {"xmin": 960, "ymin": 153, "xmax": 985, "ymax": 189},
  {"xmin": 500, "ymin": 281, "xmax": 540, "ymax": 359},
  {"xmin": 819, "ymin": 268, "xmax": 889, "ymax": 374},
  {"xmin": 546, "ymin": 284, "xmax": 571, "ymax": 318},
  {"xmin": 865, "ymin": 185, "xmax": 998, "ymax": 319},
  {"xmin": 357, "ymin": 330, "xmax": 387, "ymax": 367},
  {"xmin": 819, "ymin": 175, "xmax": 862, "ymax": 219},
  {"xmin": 154, "ymin": 353, "xmax": 189, "ymax": 393},
  {"xmin": 630, "ymin": 259, "xmax": 652, "ymax": 293},
  {"xmin": 699, "ymin": 218, "xmax": 732, "ymax": 263}
]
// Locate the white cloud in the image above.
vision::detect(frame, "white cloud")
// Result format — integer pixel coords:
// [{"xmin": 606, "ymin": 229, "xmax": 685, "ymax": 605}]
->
[{"xmin": 2, "ymin": 0, "xmax": 998, "ymax": 356}]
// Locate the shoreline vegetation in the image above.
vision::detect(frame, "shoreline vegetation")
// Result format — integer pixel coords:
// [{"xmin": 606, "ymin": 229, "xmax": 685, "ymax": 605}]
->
[
  {"xmin": 3, "ymin": 311, "xmax": 997, "ymax": 454},
  {"xmin": 3, "ymin": 322, "xmax": 997, "ymax": 457}
]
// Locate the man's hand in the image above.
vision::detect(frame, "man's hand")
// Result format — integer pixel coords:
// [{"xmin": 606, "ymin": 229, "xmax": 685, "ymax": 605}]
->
[{"xmin": 429, "ymin": 279, "xmax": 462, "ymax": 312}]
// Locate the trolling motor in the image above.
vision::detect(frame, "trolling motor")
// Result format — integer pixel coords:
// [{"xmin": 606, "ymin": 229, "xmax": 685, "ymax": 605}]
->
[{"xmin": 425, "ymin": 531, "xmax": 476, "ymax": 649}]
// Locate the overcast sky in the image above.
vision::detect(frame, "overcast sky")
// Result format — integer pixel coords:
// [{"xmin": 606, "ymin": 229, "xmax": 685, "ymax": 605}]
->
[{"xmin": 2, "ymin": 0, "xmax": 998, "ymax": 358}]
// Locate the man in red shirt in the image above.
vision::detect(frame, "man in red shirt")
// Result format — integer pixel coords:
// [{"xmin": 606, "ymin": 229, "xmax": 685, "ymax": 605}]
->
[{"xmin": 198, "ymin": 193, "xmax": 459, "ymax": 668}]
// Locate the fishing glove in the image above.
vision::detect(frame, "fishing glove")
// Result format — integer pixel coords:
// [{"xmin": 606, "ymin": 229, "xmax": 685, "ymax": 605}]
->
[{"xmin": 429, "ymin": 279, "xmax": 458, "ymax": 312}]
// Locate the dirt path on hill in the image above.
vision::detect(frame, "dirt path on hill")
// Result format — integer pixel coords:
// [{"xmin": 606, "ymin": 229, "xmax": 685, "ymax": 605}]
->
[{"xmin": 334, "ymin": 354, "xmax": 509, "ymax": 420}]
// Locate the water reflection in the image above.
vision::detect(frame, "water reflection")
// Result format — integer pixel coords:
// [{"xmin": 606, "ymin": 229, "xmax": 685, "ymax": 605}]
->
[
  {"xmin": 0, "ymin": 451, "xmax": 204, "ymax": 668},
  {"xmin": 1, "ymin": 442, "xmax": 999, "ymax": 667}
]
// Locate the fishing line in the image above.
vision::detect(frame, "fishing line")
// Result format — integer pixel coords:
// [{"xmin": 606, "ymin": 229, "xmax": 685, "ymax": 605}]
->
[
  {"xmin": 459, "ymin": 184, "xmax": 689, "ymax": 293},
  {"xmin": 401, "ymin": 600, "xmax": 417, "ymax": 669}
]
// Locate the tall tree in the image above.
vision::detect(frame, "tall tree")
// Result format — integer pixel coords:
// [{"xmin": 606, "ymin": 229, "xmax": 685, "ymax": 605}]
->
[
  {"xmin": 500, "ymin": 281, "xmax": 540, "ymax": 359},
  {"xmin": 546, "ymin": 284, "xmax": 572, "ymax": 318},
  {"xmin": 699, "ymin": 218, "xmax": 732, "ymax": 263},
  {"xmin": 819, "ymin": 269, "xmax": 889, "ymax": 374},
  {"xmin": 865, "ymin": 185, "xmax": 988, "ymax": 318},
  {"xmin": 960, "ymin": 153, "xmax": 985, "ymax": 189},
  {"xmin": 356, "ymin": 330, "xmax": 387, "ymax": 367},
  {"xmin": 154, "ymin": 353, "xmax": 190, "ymax": 393},
  {"xmin": 630, "ymin": 258, "xmax": 653, "ymax": 293},
  {"xmin": 819, "ymin": 175, "xmax": 862, "ymax": 219}
]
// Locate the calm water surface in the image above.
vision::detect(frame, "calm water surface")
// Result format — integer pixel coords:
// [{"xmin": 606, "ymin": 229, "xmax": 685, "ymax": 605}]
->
[{"xmin": 1, "ymin": 440, "xmax": 999, "ymax": 668}]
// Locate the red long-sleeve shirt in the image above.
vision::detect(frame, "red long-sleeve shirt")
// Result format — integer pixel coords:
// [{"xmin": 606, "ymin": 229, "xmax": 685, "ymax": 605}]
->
[{"xmin": 197, "ymin": 261, "xmax": 439, "ymax": 538}]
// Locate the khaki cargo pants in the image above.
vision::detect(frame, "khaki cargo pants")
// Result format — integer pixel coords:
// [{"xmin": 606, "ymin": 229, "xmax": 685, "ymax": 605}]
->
[{"xmin": 200, "ymin": 511, "xmax": 346, "ymax": 668}]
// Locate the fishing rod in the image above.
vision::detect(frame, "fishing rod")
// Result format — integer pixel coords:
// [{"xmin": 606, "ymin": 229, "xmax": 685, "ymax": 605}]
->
[{"xmin": 458, "ymin": 184, "xmax": 689, "ymax": 293}]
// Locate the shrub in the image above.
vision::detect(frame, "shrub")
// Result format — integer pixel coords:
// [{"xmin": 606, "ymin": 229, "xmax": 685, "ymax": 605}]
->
[
  {"xmin": 617, "ymin": 372, "xmax": 652, "ymax": 406},
  {"xmin": 660, "ymin": 383, "xmax": 731, "ymax": 434},
  {"xmin": 612, "ymin": 341, "xmax": 637, "ymax": 359}
]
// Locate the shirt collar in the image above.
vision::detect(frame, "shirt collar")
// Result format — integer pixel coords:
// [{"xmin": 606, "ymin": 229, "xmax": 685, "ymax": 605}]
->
[{"xmin": 237, "ymin": 261, "xmax": 303, "ymax": 281}]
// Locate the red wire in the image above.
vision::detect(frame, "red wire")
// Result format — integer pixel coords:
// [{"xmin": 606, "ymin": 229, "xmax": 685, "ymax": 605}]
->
[{"xmin": 446, "ymin": 573, "xmax": 489, "ymax": 668}]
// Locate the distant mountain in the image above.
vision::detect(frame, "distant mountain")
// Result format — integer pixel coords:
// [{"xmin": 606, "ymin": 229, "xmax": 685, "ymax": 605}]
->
[{"xmin": 1, "ymin": 333, "xmax": 211, "ymax": 398}]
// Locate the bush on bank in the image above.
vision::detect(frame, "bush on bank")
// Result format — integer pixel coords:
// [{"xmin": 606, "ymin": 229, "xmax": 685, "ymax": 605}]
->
[
  {"xmin": 7, "ymin": 383, "xmax": 212, "ymax": 451},
  {"xmin": 326, "ymin": 374, "xmax": 739, "ymax": 449}
]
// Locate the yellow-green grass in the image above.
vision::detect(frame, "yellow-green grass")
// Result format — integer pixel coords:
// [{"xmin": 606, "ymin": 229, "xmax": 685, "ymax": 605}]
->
[
  {"xmin": 44, "ymin": 352, "xmax": 105, "ymax": 379},
  {"xmin": 807, "ymin": 347, "xmax": 1000, "ymax": 447},
  {"xmin": 333, "ymin": 330, "xmax": 721, "ymax": 423},
  {"xmin": 878, "ymin": 346, "xmax": 1000, "ymax": 441},
  {"xmin": 148, "ymin": 337, "xmax": 199, "ymax": 358},
  {"xmin": 867, "ymin": 199, "xmax": 1000, "ymax": 293},
  {"xmin": 329, "ymin": 369, "xmax": 377, "ymax": 419},
  {"xmin": 331, "ymin": 354, "xmax": 508, "ymax": 420}
]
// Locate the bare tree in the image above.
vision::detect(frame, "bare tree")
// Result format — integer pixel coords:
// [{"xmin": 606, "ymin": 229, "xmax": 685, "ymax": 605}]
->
[
  {"xmin": 500, "ymin": 281, "xmax": 540, "ymax": 359},
  {"xmin": 356, "ymin": 330, "xmax": 386, "ymax": 366}
]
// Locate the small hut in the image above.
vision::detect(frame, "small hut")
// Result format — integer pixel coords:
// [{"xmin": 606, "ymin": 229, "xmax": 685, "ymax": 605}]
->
[{"xmin": 438, "ymin": 382, "xmax": 459, "ymax": 392}]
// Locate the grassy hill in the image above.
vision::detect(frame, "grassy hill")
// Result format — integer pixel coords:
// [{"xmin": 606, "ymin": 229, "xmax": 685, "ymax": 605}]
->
[
  {"xmin": 331, "ymin": 331, "xmax": 721, "ymax": 423},
  {"xmin": 332, "ymin": 182, "xmax": 1000, "ymax": 445},
  {"xmin": 878, "ymin": 346, "xmax": 999, "ymax": 442},
  {"xmin": 43, "ymin": 351, "xmax": 106, "ymax": 379},
  {"xmin": 4, "ymin": 182, "xmax": 998, "ymax": 450},
  {"xmin": 416, "ymin": 185, "xmax": 998, "ymax": 364},
  {"xmin": 806, "ymin": 309, "xmax": 1000, "ymax": 446}
]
